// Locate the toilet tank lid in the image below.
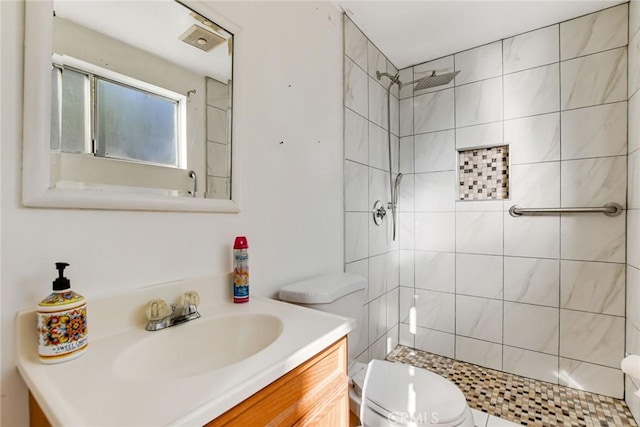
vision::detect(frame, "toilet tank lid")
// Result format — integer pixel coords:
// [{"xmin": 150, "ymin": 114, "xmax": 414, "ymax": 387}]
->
[{"xmin": 279, "ymin": 273, "xmax": 366, "ymax": 304}]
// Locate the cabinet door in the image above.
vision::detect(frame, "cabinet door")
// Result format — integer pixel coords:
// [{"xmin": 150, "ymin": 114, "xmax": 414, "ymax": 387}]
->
[{"xmin": 208, "ymin": 337, "xmax": 349, "ymax": 426}]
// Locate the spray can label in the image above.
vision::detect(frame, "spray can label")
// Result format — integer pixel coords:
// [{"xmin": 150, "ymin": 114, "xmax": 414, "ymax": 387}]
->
[{"xmin": 233, "ymin": 250, "xmax": 249, "ymax": 303}]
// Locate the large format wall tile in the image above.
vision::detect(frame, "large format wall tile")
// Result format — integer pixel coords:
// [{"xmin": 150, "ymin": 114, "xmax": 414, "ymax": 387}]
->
[
  {"xmin": 399, "ymin": 286, "xmax": 414, "ymax": 324},
  {"xmin": 560, "ymin": 3, "xmax": 628, "ymax": 60},
  {"xmin": 387, "ymin": 288, "xmax": 400, "ymax": 329},
  {"xmin": 415, "ymin": 327, "xmax": 455, "ymax": 358},
  {"xmin": 504, "ymin": 113, "xmax": 560, "ymax": 164},
  {"xmin": 368, "ymin": 252, "xmax": 399, "ymax": 301},
  {"xmin": 415, "ymin": 289, "xmax": 455, "ymax": 333},
  {"xmin": 632, "ymin": 0, "xmax": 640, "ymax": 42},
  {"xmin": 399, "ymin": 250, "xmax": 414, "ymax": 287},
  {"xmin": 414, "ymin": 89, "xmax": 455, "ymax": 134},
  {"xmin": 504, "ymin": 63, "xmax": 559, "ymax": 119},
  {"xmin": 559, "ymin": 358, "xmax": 623, "ymax": 398},
  {"xmin": 414, "ymin": 171, "xmax": 455, "ymax": 212},
  {"xmin": 503, "ymin": 25, "xmax": 559, "ymax": 74},
  {"xmin": 399, "ymin": 212, "xmax": 415, "ymax": 250},
  {"xmin": 504, "ymin": 214, "xmax": 560, "ymax": 259},
  {"xmin": 628, "ymin": 266, "xmax": 640, "ymax": 329},
  {"xmin": 504, "ymin": 302, "xmax": 559, "ymax": 354},
  {"xmin": 370, "ymin": 212, "xmax": 394, "ymax": 257},
  {"xmin": 345, "ymin": 212, "xmax": 368, "ymax": 262},
  {"xmin": 368, "ymin": 123, "xmax": 388, "ymax": 171},
  {"xmin": 344, "ymin": 17, "xmax": 367, "ymax": 70},
  {"xmin": 561, "ymin": 214, "xmax": 626, "ymax": 262},
  {"xmin": 509, "ymin": 162, "xmax": 560, "ymax": 209},
  {"xmin": 415, "ymin": 251, "xmax": 455, "ymax": 293},
  {"xmin": 400, "ymin": 98, "xmax": 413, "ymax": 137},
  {"xmin": 560, "ymin": 156, "xmax": 627, "ymax": 208},
  {"xmin": 560, "ymin": 309, "xmax": 625, "ymax": 368},
  {"xmin": 399, "ymin": 323, "xmax": 414, "ymax": 348},
  {"xmin": 414, "ymin": 130, "xmax": 455, "ymax": 173},
  {"xmin": 561, "ymin": 260, "xmax": 625, "ymax": 316},
  {"xmin": 504, "ymin": 257, "xmax": 560, "ymax": 307},
  {"xmin": 456, "ymin": 211, "xmax": 503, "ymax": 255},
  {"xmin": 368, "ymin": 167, "xmax": 390, "ymax": 208},
  {"xmin": 390, "ymin": 94, "xmax": 400, "ymax": 137},
  {"xmin": 455, "ymin": 77, "xmax": 503, "ymax": 127},
  {"xmin": 345, "ymin": 58, "xmax": 368, "ymax": 117},
  {"xmin": 369, "ymin": 77, "xmax": 388, "ymax": 129},
  {"xmin": 454, "ymin": 41, "xmax": 503, "ymax": 85},
  {"xmin": 345, "ymin": 160, "xmax": 369, "ymax": 212},
  {"xmin": 345, "ymin": 108, "xmax": 368, "ymax": 164},
  {"xmin": 398, "ymin": 173, "xmax": 414, "ymax": 213},
  {"xmin": 456, "ymin": 254, "xmax": 503, "ymax": 299},
  {"xmin": 400, "ymin": 136, "xmax": 414, "ymax": 174},
  {"xmin": 399, "ymin": 67, "xmax": 413, "ymax": 99},
  {"xmin": 455, "ymin": 122, "xmax": 503, "ymax": 150},
  {"xmin": 561, "ymin": 47, "xmax": 627, "ymax": 110},
  {"xmin": 415, "ymin": 213, "xmax": 455, "ymax": 252},
  {"xmin": 630, "ymin": 92, "xmax": 640, "ymax": 153},
  {"xmin": 368, "ymin": 295, "xmax": 388, "ymax": 343},
  {"xmin": 561, "ymin": 102, "xmax": 627, "ymax": 160},
  {"xmin": 629, "ymin": 150, "xmax": 640, "ymax": 209},
  {"xmin": 455, "ymin": 336, "xmax": 502, "ymax": 371},
  {"xmin": 456, "ymin": 295, "xmax": 503, "ymax": 343},
  {"xmin": 367, "ymin": 41, "xmax": 387, "ymax": 79},
  {"xmin": 630, "ymin": 27, "xmax": 640, "ymax": 97},
  {"xmin": 503, "ymin": 346, "xmax": 559, "ymax": 384}
]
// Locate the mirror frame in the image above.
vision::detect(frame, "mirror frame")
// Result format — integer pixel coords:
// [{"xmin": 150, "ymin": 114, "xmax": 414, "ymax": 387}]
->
[{"xmin": 23, "ymin": 0, "xmax": 241, "ymax": 212}]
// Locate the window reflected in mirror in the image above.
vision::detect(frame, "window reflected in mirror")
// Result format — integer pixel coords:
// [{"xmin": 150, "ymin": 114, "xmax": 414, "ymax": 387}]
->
[{"xmin": 50, "ymin": 0, "xmax": 233, "ymax": 199}]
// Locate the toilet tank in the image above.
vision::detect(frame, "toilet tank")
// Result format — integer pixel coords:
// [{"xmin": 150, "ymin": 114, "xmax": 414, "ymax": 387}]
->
[{"xmin": 279, "ymin": 273, "xmax": 366, "ymax": 363}]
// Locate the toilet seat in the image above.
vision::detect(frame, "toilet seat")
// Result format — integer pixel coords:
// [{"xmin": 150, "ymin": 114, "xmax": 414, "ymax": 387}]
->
[{"xmin": 351, "ymin": 360, "xmax": 472, "ymax": 426}]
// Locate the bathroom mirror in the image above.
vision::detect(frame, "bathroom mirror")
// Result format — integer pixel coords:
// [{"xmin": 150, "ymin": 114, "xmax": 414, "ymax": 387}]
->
[{"xmin": 23, "ymin": 0, "xmax": 241, "ymax": 212}]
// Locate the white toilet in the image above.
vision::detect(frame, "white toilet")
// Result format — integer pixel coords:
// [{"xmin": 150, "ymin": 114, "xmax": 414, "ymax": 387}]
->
[{"xmin": 279, "ymin": 273, "xmax": 474, "ymax": 427}]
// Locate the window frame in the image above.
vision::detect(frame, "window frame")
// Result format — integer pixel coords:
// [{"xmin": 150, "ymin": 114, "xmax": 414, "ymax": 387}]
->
[{"xmin": 51, "ymin": 53, "xmax": 188, "ymax": 170}]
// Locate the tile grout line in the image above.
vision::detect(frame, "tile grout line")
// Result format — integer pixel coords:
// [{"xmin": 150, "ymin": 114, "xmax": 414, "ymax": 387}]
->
[{"xmin": 557, "ymin": 22, "xmax": 563, "ymax": 385}]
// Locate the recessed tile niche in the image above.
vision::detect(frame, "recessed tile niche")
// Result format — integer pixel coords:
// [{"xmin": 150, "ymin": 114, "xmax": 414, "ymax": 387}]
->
[{"xmin": 458, "ymin": 145, "xmax": 509, "ymax": 200}]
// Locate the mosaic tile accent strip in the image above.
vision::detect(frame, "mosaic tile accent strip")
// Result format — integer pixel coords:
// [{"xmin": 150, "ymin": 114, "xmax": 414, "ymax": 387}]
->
[
  {"xmin": 387, "ymin": 346, "xmax": 637, "ymax": 427},
  {"xmin": 458, "ymin": 145, "xmax": 509, "ymax": 200}
]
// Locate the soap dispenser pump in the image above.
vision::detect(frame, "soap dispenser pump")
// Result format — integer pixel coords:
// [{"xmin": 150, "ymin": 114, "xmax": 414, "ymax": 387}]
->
[{"xmin": 37, "ymin": 263, "xmax": 88, "ymax": 364}]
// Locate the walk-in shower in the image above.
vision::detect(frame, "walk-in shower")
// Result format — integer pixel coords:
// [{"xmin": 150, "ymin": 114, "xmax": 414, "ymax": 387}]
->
[{"xmin": 374, "ymin": 69, "xmax": 460, "ymax": 241}]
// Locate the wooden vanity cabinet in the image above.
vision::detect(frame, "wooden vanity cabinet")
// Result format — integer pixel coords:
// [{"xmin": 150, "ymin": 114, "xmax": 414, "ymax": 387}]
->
[
  {"xmin": 30, "ymin": 337, "xmax": 349, "ymax": 427},
  {"xmin": 208, "ymin": 337, "xmax": 349, "ymax": 426}
]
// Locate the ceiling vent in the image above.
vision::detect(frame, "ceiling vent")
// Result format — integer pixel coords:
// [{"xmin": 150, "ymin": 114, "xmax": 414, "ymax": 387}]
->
[{"xmin": 179, "ymin": 25, "xmax": 225, "ymax": 52}]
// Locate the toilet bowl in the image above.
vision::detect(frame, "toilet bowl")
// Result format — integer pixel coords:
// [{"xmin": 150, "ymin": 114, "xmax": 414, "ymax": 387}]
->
[{"xmin": 279, "ymin": 273, "xmax": 474, "ymax": 427}]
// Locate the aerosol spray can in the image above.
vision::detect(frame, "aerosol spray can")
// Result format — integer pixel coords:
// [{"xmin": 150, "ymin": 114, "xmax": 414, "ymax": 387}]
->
[{"xmin": 233, "ymin": 236, "xmax": 249, "ymax": 303}]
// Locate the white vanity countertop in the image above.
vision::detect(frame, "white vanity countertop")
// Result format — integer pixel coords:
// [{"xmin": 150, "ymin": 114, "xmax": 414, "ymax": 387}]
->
[{"xmin": 16, "ymin": 275, "xmax": 355, "ymax": 426}]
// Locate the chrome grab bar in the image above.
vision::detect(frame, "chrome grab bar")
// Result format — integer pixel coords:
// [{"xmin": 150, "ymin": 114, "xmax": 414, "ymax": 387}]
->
[{"xmin": 509, "ymin": 203, "xmax": 623, "ymax": 218}]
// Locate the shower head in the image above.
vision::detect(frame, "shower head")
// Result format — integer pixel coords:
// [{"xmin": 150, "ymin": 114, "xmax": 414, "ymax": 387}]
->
[{"xmin": 412, "ymin": 70, "xmax": 461, "ymax": 91}]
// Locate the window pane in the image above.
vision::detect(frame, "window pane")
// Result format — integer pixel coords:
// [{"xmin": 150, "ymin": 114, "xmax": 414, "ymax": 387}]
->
[
  {"xmin": 96, "ymin": 79, "xmax": 178, "ymax": 166},
  {"xmin": 50, "ymin": 67, "xmax": 61, "ymax": 151},
  {"xmin": 51, "ymin": 67, "xmax": 87, "ymax": 153}
]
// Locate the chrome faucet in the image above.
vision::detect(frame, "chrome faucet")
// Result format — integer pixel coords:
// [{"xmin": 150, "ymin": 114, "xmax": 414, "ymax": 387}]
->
[{"xmin": 145, "ymin": 291, "xmax": 201, "ymax": 331}]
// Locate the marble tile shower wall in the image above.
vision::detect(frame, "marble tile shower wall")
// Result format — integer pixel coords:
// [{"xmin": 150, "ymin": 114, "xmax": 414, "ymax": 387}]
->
[
  {"xmin": 626, "ymin": 0, "xmax": 640, "ymax": 422},
  {"xmin": 397, "ymin": 3, "xmax": 629, "ymax": 399},
  {"xmin": 343, "ymin": 16, "xmax": 401, "ymax": 363}
]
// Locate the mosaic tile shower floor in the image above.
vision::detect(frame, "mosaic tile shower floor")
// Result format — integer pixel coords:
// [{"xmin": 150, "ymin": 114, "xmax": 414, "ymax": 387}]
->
[{"xmin": 386, "ymin": 346, "xmax": 637, "ymax": 427}]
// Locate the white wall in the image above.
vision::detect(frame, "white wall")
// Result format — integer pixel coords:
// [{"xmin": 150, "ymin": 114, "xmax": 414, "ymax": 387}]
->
[{"xmin": 0, "ymin": 1, "xmax": 344, "ymax": 425}]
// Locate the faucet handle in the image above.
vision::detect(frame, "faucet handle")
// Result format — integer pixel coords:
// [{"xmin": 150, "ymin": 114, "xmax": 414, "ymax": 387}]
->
[
  {"xmin": 181, "ymin": 290, "xmax": 200, "ymax": 307},
  {"xmin": 145, "ymin": 298, "xmax": 170, "ymax": 321}
]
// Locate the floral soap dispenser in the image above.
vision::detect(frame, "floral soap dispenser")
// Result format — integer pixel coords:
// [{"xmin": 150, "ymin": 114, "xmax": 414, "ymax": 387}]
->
[{"xmin": 37, "ymin": 263, "xmax": 88, "ymax": 364}]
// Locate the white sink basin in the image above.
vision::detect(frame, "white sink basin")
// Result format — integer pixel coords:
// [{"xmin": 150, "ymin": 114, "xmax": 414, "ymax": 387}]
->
[{"xmin": 114, "ymin": 313, "xmax": 284, "ymax": 382}]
